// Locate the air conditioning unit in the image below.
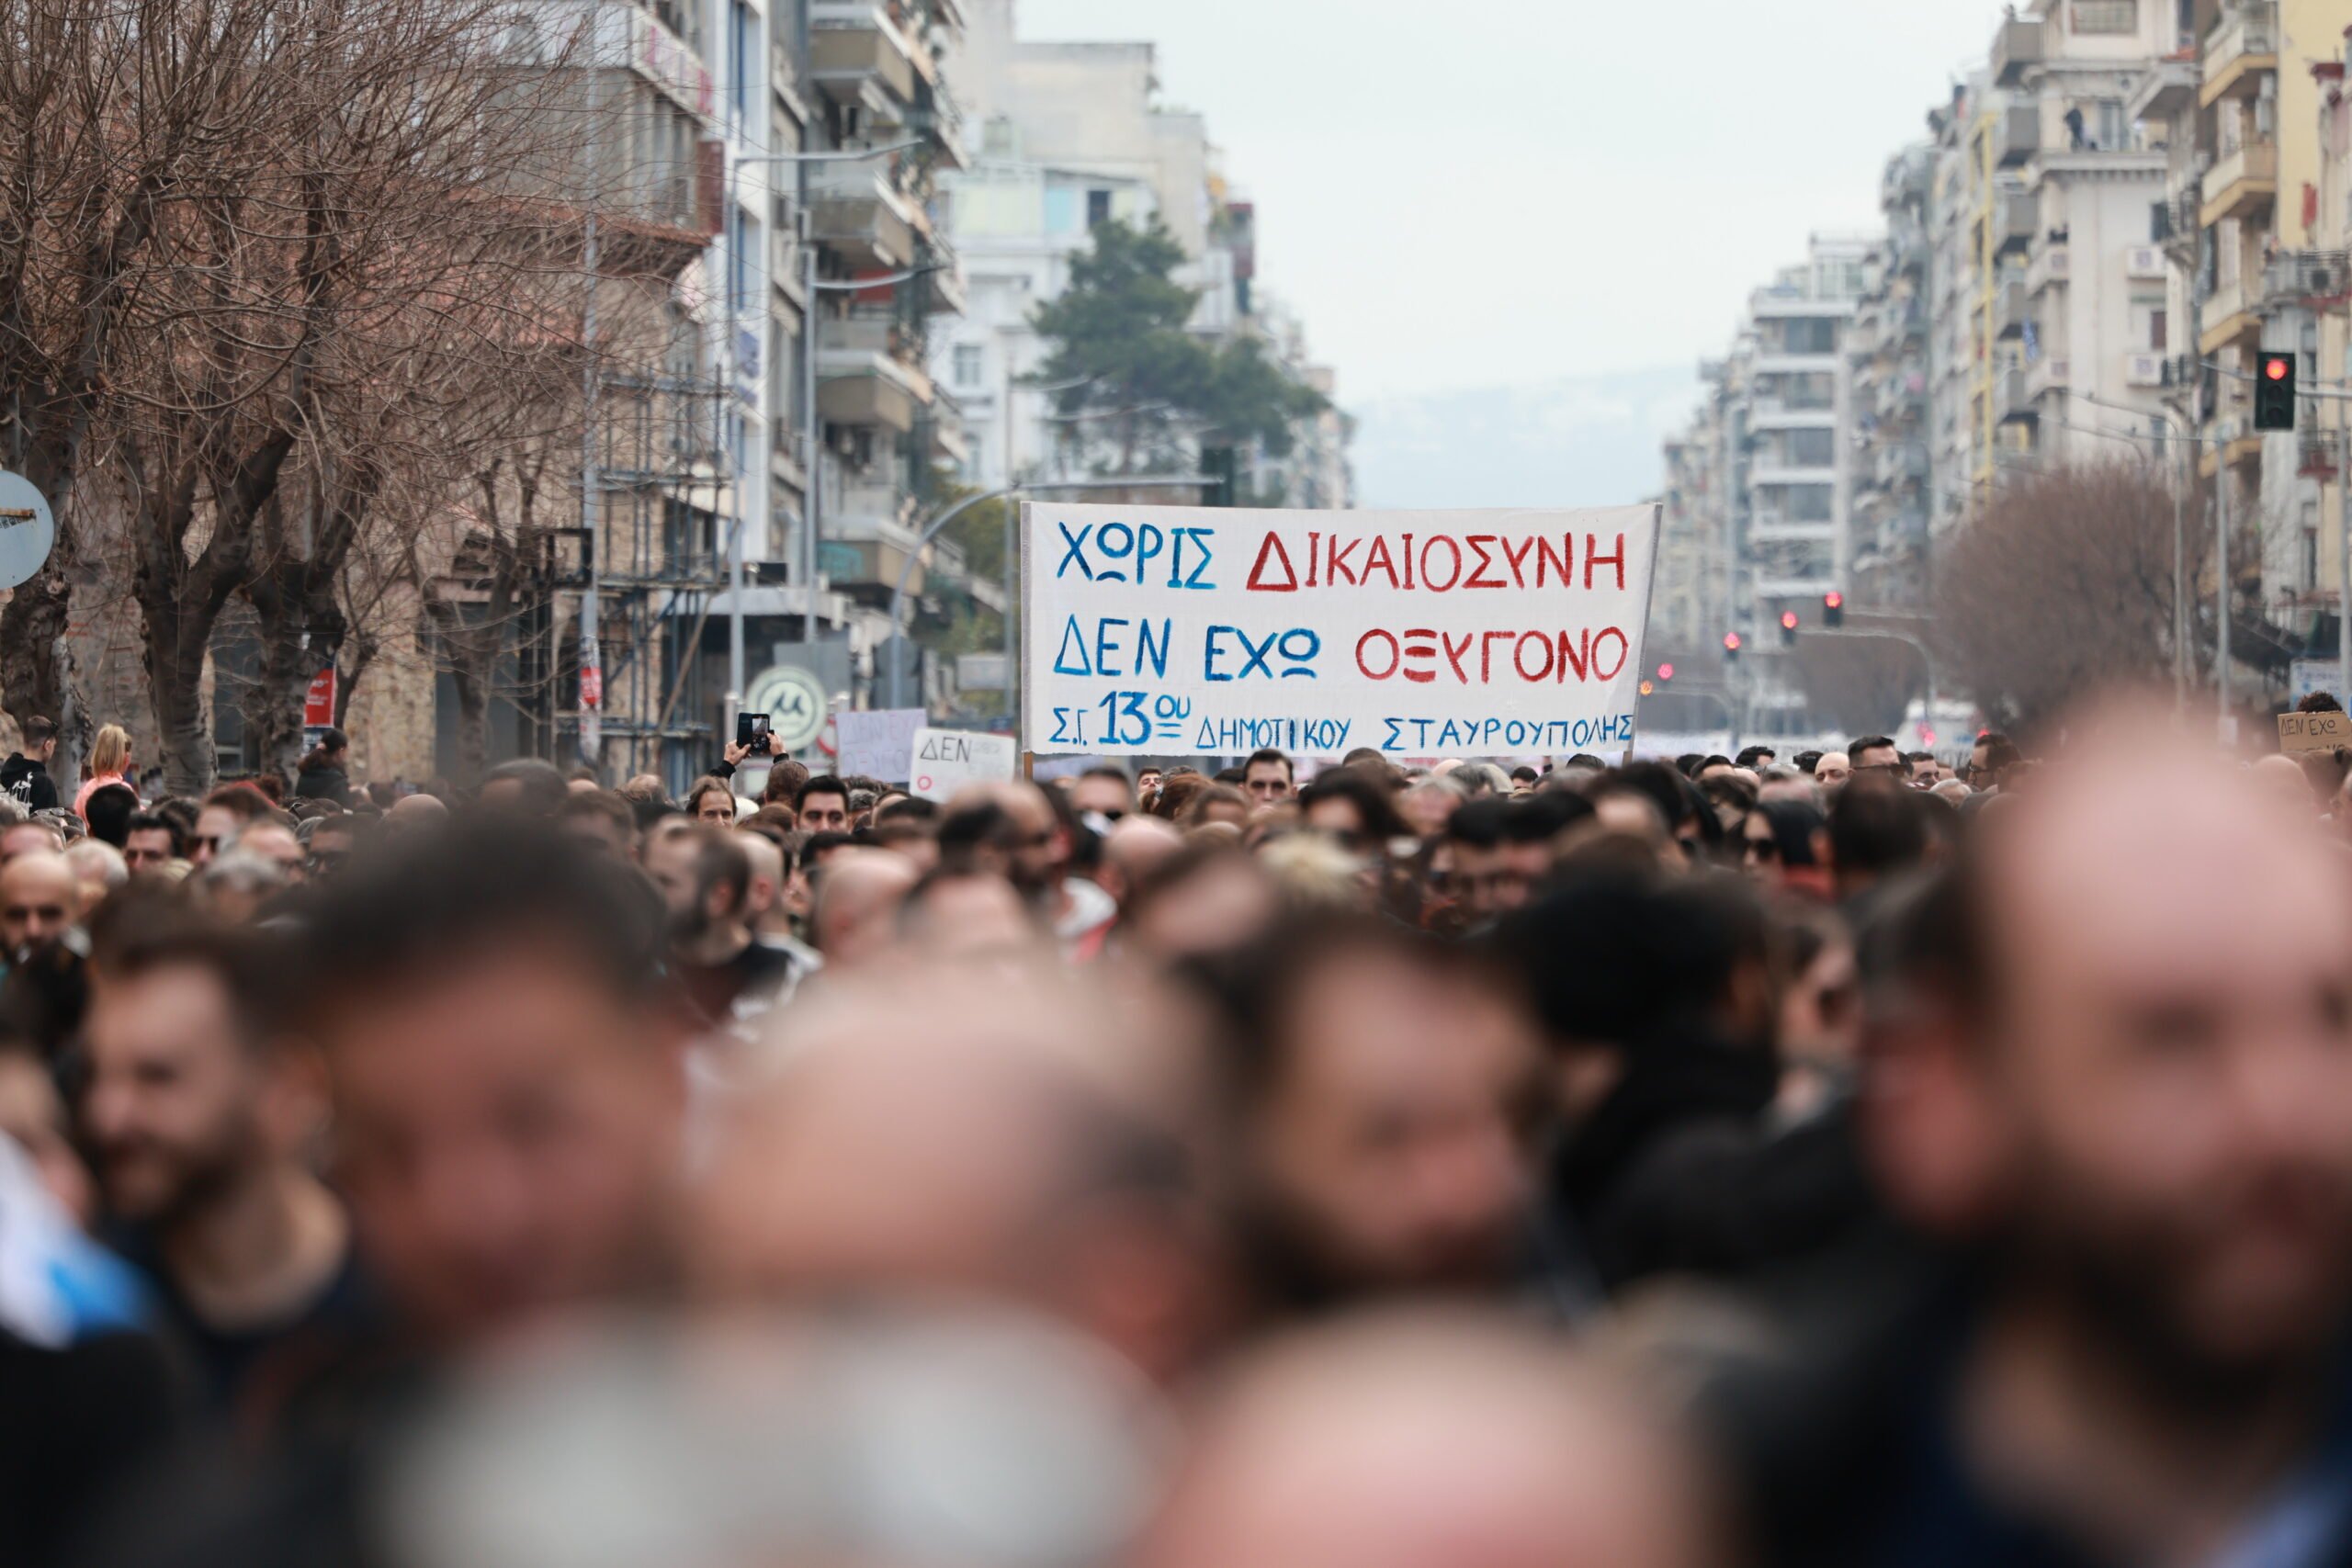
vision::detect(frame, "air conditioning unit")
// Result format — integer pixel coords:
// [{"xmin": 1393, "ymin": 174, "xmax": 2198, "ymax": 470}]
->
[
  {"xmin": 2126, "ymin": 353, "xmax": 2166, "ymax": 386},
  {"xmin": 2126, "ymin": 246, "xmax": 2166, "ymax": 278}
]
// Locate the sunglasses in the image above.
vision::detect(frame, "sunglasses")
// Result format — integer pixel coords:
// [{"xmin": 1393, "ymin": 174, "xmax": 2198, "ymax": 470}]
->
[{"xmin": 1744, "ymin": 836, "xmax": 1782, "ymax": 861}]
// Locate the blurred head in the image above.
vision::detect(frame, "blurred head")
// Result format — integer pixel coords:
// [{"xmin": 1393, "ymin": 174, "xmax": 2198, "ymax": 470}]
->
[
  {"xmin": 304, "ymin": 817, "xmax": 363, "ymax": 880},
  {"xmin": 557, "ymin": 789, "xmax": 639, "ymax": 860},
  {"xmin": 0, "ymin": 851, "xmax": 77, "ymax": 958},
  {"xmin": 236, "ymin": 820, "xmax": 305, "ymax": 882},
  {"xmin": 1073, "ymin": 767, "xmax": 1135, "ymax": 822},
  {"xmin": 62, "ymin": 839, "xmax": 125, "ymax": 917},
  {"xmin": 1849, "ymin": 735, "xmax": 1902, "ymax": 774},
  {"xmin": 1211, "ymin": 919, "xmax": 1542, "ymax": 1308},
  {"xmin": 1813, "ymin": 752, "xmax": 1851, "ymax": 790},
  {"xmin": 1102, "ymin": 816, "xmax": 1186, "ymax": 908},
  {"xmin": 1397, "ymin": 776, "xmax": 1465, "ymax": 839},
  {"xmin": 296, "ymin": 824, "xmax": 683, "ymax": 1346},
  {"xmin": 83, "ymin": 782, "xmax": 138, "ymax": 849},
  {"xmin": 0, "ymin": 818, "xmax": 61, "ymax": 867},
  {"xmin": 1145, "ymin": 1314, "xmax": 1713, "ymax": 1568},
  {"xmin": 692, "ymin": 960, "xmax": 1217, "ymax": 1380},
  {"xmin": 121, "ymin": 813, "xmax": 184, "ymax": 875},
  {"xmin": 83, "ymin": 917, "xmax": 314, "ymax": 1226},
  {"xmin": 0, "ymin": 1043, "xmax": 93, "ymax": 1224},
  {"xmin": 1123, "ymin": 842, "xmax": 1280, "ymax": 965},
  {"xmin": 1242, "ymin": 750, "xmax": 1295, "ymax": 807},
  {"xmin": 17, "ymin": 716, "xmax": 57, "ymax": 762},
  {"xmin": 88, "ymin": 723, "xmax": 130, "ymax": 778},
  {"xmin": 641, "ymin": 821, "xmax": 751, "ymax": 948},
  {"xmin": 1868, "ymin": 715, "xmax": 2352, "ymax": 1390},
  {"xmin": 189, "ymin": 853, "xmax": 288, "ymax": 925},
  {"xmin": 480, "ymin": 759, "xmax": 569, "ymax": 817},
  {"xmin": 1182, "ymin": 784, "xmax": 1251, "ymax": 832},
  {"xmin": 684, "ymin": 778, "xmax": 738, "ymax": 827},
  {"xmin": 193, "ymin": 785, "xmax": 273, "ymax": 865},
  {"xmin": 810, "ymin": 849, "xmax": 919, "ymax": 968},
  {"xmin": 899, "ymin": 868, "xmax": 1040, "ymax": 959}
]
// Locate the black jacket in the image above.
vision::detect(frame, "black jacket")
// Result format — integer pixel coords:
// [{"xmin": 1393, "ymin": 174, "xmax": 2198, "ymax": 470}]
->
[
  {"xmin": 1, "ymin": 753, "xmax": 59, "ymax": 813},
  {"xmin": 292, "ymin": 762, "xmax": 351, "ymax": 807}
]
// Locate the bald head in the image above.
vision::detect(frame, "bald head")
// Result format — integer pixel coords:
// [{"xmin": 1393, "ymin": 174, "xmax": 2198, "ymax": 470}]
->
[
  {"xmin": 810, "ymin": 849, "xmax": 918, "ymax": 968},
  {"xmin": 1871, "ymin": 707, "xmax": 2352, "ymax": 1379},
  {"xmin": 0, "ymin": 851, "xmax": 76, "ymax": 956},
  {"xmin": 388, "ymin": 792, "xmax": 448, "ymax": 824},
  {"xmin": 1145, "ymin": 1314, "xmax": 1712, "ymax": 1568},
  {"xmin": 1102, "ymin": 816, "xmax": 1184, "ymax": 907}
]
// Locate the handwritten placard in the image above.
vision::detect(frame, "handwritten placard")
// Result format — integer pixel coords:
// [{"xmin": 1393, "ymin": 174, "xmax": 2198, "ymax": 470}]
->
[
  {"xmin": 2279, "ymin": 709, "xmax": 2352, "ymax": 754},
  {"xmin": 833, "ymin": 707, "xmax": 926, "ymax": 783},
  {"xmin": 909, "ymin": 727, "xmax": 1020, "ymax": 803},
  {"xmin": 1021, "ymin": 503, "xmax": 1660, "ymax": 759}
]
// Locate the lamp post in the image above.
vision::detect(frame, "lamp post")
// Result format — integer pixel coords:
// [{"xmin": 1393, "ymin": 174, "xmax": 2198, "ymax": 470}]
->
[{"xmin": 885, "ymin": 477, "xmax": 1208, "ymax": 712}]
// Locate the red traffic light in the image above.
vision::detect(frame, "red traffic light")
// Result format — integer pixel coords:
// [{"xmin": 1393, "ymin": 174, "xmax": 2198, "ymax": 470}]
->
[
  {"xmin": 2267, "ymin": 355, "xmax": 2293, "ymax": 381},
  {"xmin": 1781, "ymin": 611, "xmax": 1800, "ymax": 630},
  {"xmin": 1723, "ymin": 633, "xmax": 1742, "ymax": 652},
  {"xmin": 1657, "ymin": 662, "xmax": 1675, "ymax": 682},
  {"xmin": 1824, "ymin": 591, "xmax": 1844, "ymax": 609}
]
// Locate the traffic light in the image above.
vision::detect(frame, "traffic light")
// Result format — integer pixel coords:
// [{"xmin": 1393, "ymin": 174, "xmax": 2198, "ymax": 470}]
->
[
  {"xmin": 1722, "ymin": 632, "xmax": 1742, "ymax": 663},
  {"xmin": 1656, "ymin": 661, "xmax": 1675, "ymax": 683},
  {"xmin": 1823, "ymin": 590, "xmax": 1845, "ymax": 629},
  {"xmin": 1780, "ymin": 609, "xmax": 1800, "ymax": 648},
  {"xmin": 1200, "ymin": 446, "xmax": 1239, "ymax": 506},
  {"xmin": 2255, "ymin": 352, "xmax": 2298, "ymax": 432}
]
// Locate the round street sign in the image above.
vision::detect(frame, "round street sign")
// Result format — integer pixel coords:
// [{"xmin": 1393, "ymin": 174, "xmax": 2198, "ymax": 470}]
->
[
  {"xmin": 744, "ymin": 663, "xmax": 831, "ymax": 753},
  {"xmin": 0, "ymin": 472, "xmax": 57, "ymax": 592}
]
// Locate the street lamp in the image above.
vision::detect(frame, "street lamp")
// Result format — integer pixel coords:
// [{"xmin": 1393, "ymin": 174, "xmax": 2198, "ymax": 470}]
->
[{"xmin": 885, "ymin": 477, "xmax": 1207, "ymax": 712}]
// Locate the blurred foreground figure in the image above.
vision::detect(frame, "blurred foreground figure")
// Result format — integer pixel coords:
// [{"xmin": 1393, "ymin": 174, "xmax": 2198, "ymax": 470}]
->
[
  {"xmin": 692, "ymin": 958, "xmax": 1225, "ymax": 1383},
  {"xmin": 385, "ymin": 1308, "xmax": 1170, "ymax": 1568},
  {"xmin": 1718, "ymin": 711, "xmax": 2352, "ymax": 1568},
  {"xmin": 1143, "ymin": 1312, "xmax": 1714, "ymax": 1568}
]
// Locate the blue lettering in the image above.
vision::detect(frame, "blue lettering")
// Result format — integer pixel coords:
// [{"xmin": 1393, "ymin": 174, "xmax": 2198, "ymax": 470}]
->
[
  {"xmin": 1054, "ymin": 523, "xmax": 1093, "ymax": 581},
  {"xmin": 1095, "ymin": 522, "xmax": 1134, "ymax": 582},
  {"xmin": 1136, "ymin": 618, "xmax": 1172, "ymax": 679},
  {"xmin": 1136, "ymin": 524, "xmax": 1166, "ymax": 583},
  {"xmin": 1382, "ymin": 717, "xmax": 1403, "ymax": 750},
  {"xmin": 1092, "ymin": 617, "xmax": 1129, "ymax": 677},
  {"xmin": 1278, "ymin": 627, "xmax": 1321, "ymax": 679},
  {"xmin": 1204, "ymin": 625, "xmax": 1239, "ymax": 682},
  {"xmin": 1182, "ymin": 528, "xmax": 1218, "ymax": 590},
  {"xmin": 1054, "ymin": 616, "xmax": 1094, "ymax": 677}
]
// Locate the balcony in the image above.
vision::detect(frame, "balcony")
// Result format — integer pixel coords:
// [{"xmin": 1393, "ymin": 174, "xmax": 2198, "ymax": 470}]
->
[
  {"xmin": 2127, "ymin": 56, "xmax": 2200, "ymax": 125},
  {"xmin": 1995, "ymin": 103, "xmax": 2041, "ymax": 169},
  {"xmin": 2125, "ymin": 352, "xmax": 2171, "ymax": 387},
  {"xmin": 1997, "ymin": 366, "xmax": 2038, "ymax": 424},
  {"xmin": 2028, "ymin": 242, "xmax": 2072, "ymax": 296},
  {"xmin": 817, "ymin": 321, "xmax": 934, "ymax": 434},
  {"xmin": 1749, "ymin": 462, "xmax": 1838, "ymax": 489},
  {"xmin": 809, "ymin": 2, "xmax": 922, "ymax": 114},
  {"xmin": 2200, "ymin": 138, "xmax": 2278, "ymax": 229},
  {"xmin": 2264, "ymin": 249, "xmax": 2352, "ymax": 307},
  {"xmin": 2200, "ymin": 2, "xmax": 2278, "ymax": 109},
  {"xmin": 1994, "ymin": 16, "xmax": 2046, "ymax": 86},
  {"xmin": 2028, "ymin": 355, "xmax": 2071, "ymax": 403},
  {"xmin": 2201, "ymin": 272, "xmax": 2263, "ymax": 355},
  {"xmin": 808, "ymin": 166, "xmax": 918, "ymax": 272},
  {"xmin": 1994, "ymin": 193, "xmax": 2037, "ymax": 258},
  {"xmin": 1996, "ymin": 277, "xmax": 2030, "ymax": 340},
  {"xmin": 1748, "ymin": 514, "xmax": 1838, "ymax": 542}
]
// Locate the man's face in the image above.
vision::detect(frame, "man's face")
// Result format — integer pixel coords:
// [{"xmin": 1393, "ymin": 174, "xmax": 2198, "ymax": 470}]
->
[
  {"xmin": 238, "ymin": 823, "xmax": 305, "ymax": 882},
  {"xmin": 307, "ymin": 825, "xmax": 357, "ymax": 879},
  {"xmin": 1137, "ymin": 770, "xmax": 1163, "ymax": 795},
  {"xmin": 798, "ymin": 790, "xmax": 851, "ymax": 834},
  {"xmin": 1940, "ymin": 757, "xmax": 2352, "ymax": 1376},
  {"xmin": 1249, "ymin": 953, "xmax": 1540, "ymax": 1298},
  {"xmin": 1909, "ymin": 756, "xmax": 1939, "ymax": 784},
  {"xmin": 1451, "ymin": 840, "xmax": 1548, "ymax": 922},
  {"xmin": 1243, "ymin": 761, "xmax": 1295, "ymax": 806},
  {"xmin": 560, "ymin": 813, "xmax": 634, "ymax": 861},
  {"xmin": 1814, "ymin": 753, "xmax": 1852, "ymax": 788},
  {"xmin": 192, "ymin": 807, "xmax": 241, "ymax": 866},
  {"xmin": 0, "ymin": 855, "xmax": 75, "ymax": 956},
  {"xmin": 640, "ymin": 832, "xmax": 720, "ymax": 941},
  {"xmin": 1071, "ymin": 775, "xmax": 1131, "ymax": 820},
  {"xmin": 1968, "ymin": 743, "xmax": 1996, "ymax": 786},
  {"xmin": 1851, "ymin": 743, "xmax": 1902, "ymax": 773},
  {"xmin": 123, "ymin": 828, "xmax": 176, "ymax": 874},
  {"xmin": 1002, "ymin": 789, "xmax": 1063, "ymax": 896},
  {"xmin": 323, "ymin": 943, "xmax": 684, "ymax": 1346},
  {"xmin": 694, "ymin": 791, "xmax": 736, "ymax": 827},
  {"xmin": 83, "ymin": 964, "xmax": 266, "ymax": 1224}
]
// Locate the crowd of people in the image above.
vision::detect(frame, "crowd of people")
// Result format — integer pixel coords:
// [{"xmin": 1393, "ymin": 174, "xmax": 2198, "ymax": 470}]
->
[{"xmin": 5, "ymin": 694, "xmax": 2352, "ymax": 1568}]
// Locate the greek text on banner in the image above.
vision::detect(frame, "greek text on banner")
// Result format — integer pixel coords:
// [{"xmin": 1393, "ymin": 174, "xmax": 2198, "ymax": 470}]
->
[{"xmin": 1021, "ymin": 502, "xmax": 1660, "ymax": 758}]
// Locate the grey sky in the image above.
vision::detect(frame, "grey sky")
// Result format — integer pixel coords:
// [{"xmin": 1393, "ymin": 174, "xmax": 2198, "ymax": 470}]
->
[{"xmin": 1014, "ymin": 0, "xmax": 2008, "ymax": 403}]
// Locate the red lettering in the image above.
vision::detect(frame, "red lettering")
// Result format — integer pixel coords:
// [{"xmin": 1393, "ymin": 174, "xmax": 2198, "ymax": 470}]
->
[
  {"xmin": 1401, "ymin": 628, "xmax": 1438, "ymax": 683},
  {"xmin": 1401, "ymin": 534, "xmax": 1416, "ymax": 590},
  {"xmin": 1327, "ymin": 535, "xmax": 1363, "ymax": 586},
  {"xmin": 1306, "ymin": 532, "xmax": 1320, "ymax": 588},
  {"xmin": 1421, "ymin": 536, "xmax": 1462, "ymax": 592},
  {"xmin": 1584, "ymin": 533, "xmax": 1626, "ymax": 592},
  {"xmin": 1502, "ymin": 535, "xmax": 1536, "ymax": 587},
  {"xmin": 1537, "ymin": 535, "xmax": 1574, "ymax": 588},
  {"xmin": 1513, "ymin": 630, "xmax": 1555, "ymax": 682},
  {"xmin": 1591, "ymin": 626, "xmax": 1629, "ymax": 682},
  {"xmin": 1247, "ymin": 531, "xmax": 1300, "ymax": 592},
  {"xmin": 1363, "ymin": 536, "xmax": 1400, "ymax": 589},
  {"xmin": 1481, "ymin": 630, "xmax": 1512, "ymax": 682},
  {"xmin": 1464, "ymin": 536, "xmax": 1507, "ymax": 589},
  {"xmin": 1441, "ymin": 632, "xmax": 1473, "ymax": 683},
  {"xmin": 1355, "ymin": 628, "xmax": 1400, "ymax": 679},
  {"xmin": 1556, "ymin": 628, "xmax": 1591, "ymax": 682}
]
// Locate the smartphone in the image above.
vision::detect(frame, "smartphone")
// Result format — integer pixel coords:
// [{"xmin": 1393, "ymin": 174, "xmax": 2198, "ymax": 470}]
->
[{"xmin": 737, "ymin": 712, "xmax": 771, "ymax": 749}]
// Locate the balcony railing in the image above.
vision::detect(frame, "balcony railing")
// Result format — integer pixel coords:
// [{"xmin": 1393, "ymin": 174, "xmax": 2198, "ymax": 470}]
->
[
  {"xmin": 1995, "ymin": 103, "xmax": 2041, "ymax": 169},
  {"xmin": 2203, "ymin": 2, "xmax": 2278, "ymax": 94},
  {"xmin": 2029, "ymin": 243, "xmax": 2072, "ymax": 295},
  {"xmin": 2264, "ymin": 249, "xmax": 2352, "ymax": 306},
  {"xmin": 2202, "ymin": 138, "xmax": 2278, "ymax": 225},
  {"xmin": 1996, "ymin": 277, "xmax": 2030, "ymax": 339},
  {"xmin": 1994, "ymin": 16, "xmax": 2046, "ymax": 86},
  {"xmin": 1995, "ymin": 193, "xmax": 2037, "ymax": 256}
]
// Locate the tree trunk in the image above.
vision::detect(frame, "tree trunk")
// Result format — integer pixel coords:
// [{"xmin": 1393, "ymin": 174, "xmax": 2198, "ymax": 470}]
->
[
  {"xmin": 245, "ymin": 561, "xmax": 350, "ymax": 788},
  {"xmin": 0, "ymin": 558, "xmax": 83, "ymax": 767}
]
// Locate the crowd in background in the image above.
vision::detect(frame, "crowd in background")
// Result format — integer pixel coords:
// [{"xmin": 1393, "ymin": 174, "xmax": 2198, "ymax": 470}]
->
[{"xmin": 5, "ymin": 694, "xmax": 2352, "ymax": 1568}]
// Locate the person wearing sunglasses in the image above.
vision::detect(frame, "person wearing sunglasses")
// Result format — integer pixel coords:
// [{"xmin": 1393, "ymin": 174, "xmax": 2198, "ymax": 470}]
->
[
  {"xmin": 1070, "ymin": 765, "xmax": 1134, "ymax": 825},
  {"xmin": 1739, "ymin": 800, "xmax": 1832, "ymax": 899}
]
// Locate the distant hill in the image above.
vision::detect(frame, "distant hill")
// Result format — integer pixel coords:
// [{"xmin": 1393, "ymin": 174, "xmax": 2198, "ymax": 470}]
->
[{"xmin": 1349, "ymin": 365, "xmax": 1700, "ymax": 512}]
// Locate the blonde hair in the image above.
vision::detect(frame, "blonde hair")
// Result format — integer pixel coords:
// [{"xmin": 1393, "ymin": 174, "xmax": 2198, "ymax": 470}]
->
[{"xmin": 88, "ymin": 724, "xmax": 130, "ymax": 778}]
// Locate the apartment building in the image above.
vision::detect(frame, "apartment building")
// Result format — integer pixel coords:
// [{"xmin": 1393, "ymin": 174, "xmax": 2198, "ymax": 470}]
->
[
  {"xmin": 1928, "ymin": 81, "xmax": 1988, "ymax": 533},
  {"xmin": 1849, "ymin": 145, "xmax": 1937, "ymax": 609},
  {"xmin": 1743, "ymin": 238, "xmax": 1871, "ymax": 619}
]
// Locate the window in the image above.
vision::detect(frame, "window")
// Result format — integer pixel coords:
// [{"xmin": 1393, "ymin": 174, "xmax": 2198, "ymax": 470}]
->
[
  {"xmin": 953, "ymin": 344, "xmax": 983, "ymax": 387},
  {"xmin": 1787, "ymin": 485, "xmax": 1835, "ymax": 523},
  {"xmin": 1788, "ymin": 428, "xmax": 1836, "ymax": 467},
  {"xmin": 2073, "ymin": 0, "xmax": 2137, "ymax": 33},
  {"xmin": 2150, "ymin": 308, "xmax": 2167, "ymax": 352},
  {"xmin": 729, "ymin": 0, "xmax": 753, "ymax": 125},
  {"xmin": 1087, "ymin": 188, "xmax": 1114, "ymax": 228}
]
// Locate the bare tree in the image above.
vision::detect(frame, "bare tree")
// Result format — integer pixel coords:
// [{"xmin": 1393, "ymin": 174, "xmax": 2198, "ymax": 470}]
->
[
  {"xmin": 1933, "ymin": 460, "xmax": 2200, "ymax": 733},
  {"xmin": 1, "ymin": 0, "xmax": 589, "ymax": 790}
]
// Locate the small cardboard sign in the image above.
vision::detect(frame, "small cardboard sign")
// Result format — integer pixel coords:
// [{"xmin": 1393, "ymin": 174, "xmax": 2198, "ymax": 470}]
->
[
  {"xmin": 2278, "ymin": 710, "xmax": 2352, "ymax": 754},
  {"xmin": 908, "ymin": 727, "xmax": 1019, "ymax": 803}
]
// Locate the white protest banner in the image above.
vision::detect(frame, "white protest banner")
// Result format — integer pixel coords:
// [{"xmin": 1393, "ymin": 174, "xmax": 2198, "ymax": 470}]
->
[
  {"xmin": 909, "ymin": 727, "xmax": 1020, "ymax": 802},
  {"xmin": 833, "ymin": 707, "xmax": 926, "ymax": 782},
  {"xmin": 1022, "ymin": 503, "xmax": 1660, "ymax": 759}
]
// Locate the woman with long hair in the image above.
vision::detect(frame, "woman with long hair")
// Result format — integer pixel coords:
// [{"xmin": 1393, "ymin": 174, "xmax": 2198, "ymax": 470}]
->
[
  {"xmin": 74, "ymin": 724, "xmax": 136, "ymax": 819},
  {"xmin": 295, "ymin": 727, "xmax": 355, "ymax": 807}
]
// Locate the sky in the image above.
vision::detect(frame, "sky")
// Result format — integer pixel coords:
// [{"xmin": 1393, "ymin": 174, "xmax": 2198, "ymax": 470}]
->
[{"xmin": 1014, "ymin": 0, "xmax": 2010, "ymax": 405}]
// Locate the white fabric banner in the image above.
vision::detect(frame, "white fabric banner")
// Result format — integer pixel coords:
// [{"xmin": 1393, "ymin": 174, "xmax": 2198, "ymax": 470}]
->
[{"xmin": 1022, "ymin": 502, "xmax": 1660, "ymax": 759}]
